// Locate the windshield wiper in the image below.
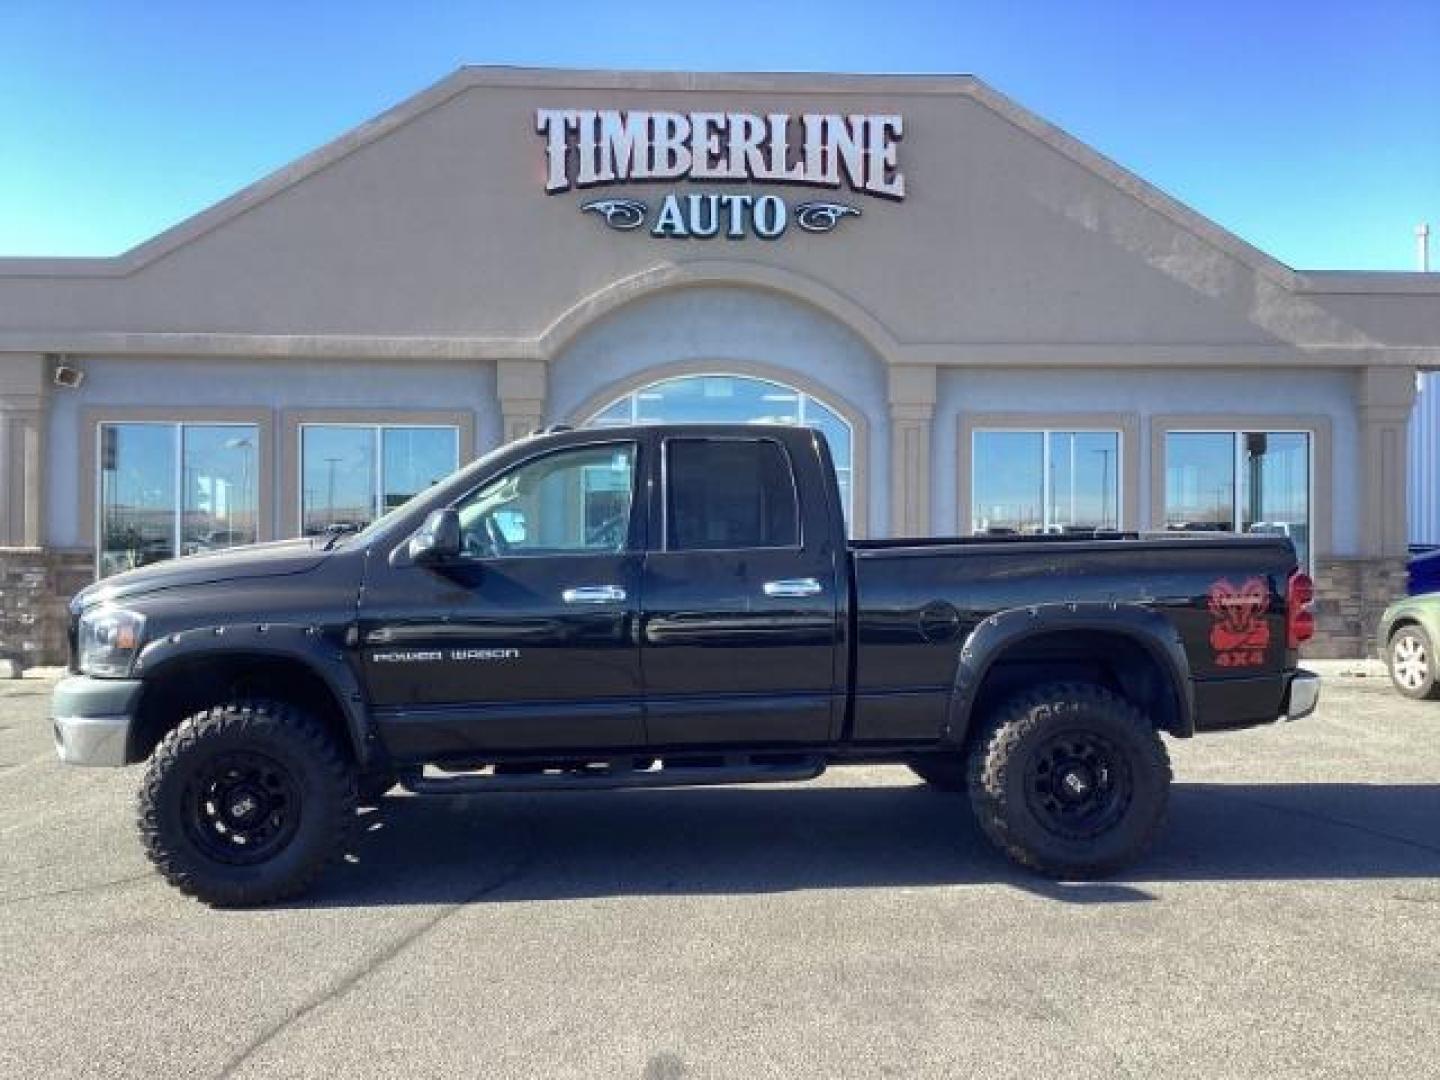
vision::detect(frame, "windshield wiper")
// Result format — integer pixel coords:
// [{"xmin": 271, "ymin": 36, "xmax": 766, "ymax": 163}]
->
[{"xmin": 321, "ymin": 523, "xmax": 360, "ymax": 551}]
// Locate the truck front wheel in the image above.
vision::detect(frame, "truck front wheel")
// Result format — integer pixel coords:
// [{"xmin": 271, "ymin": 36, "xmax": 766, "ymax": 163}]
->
[
  {"xmin": 966, "ymin": 682, "xmax": 1170, "ymax": 878},
  {"xmin": 137, "ymin": 700, "xmax": 356, "ymax": 906}
]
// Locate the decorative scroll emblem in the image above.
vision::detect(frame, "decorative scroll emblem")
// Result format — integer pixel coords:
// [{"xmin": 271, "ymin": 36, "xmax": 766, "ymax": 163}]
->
[
  {"xmin": 795, "ymin": 202, "xmax": 862, "ymax": 233},
  {"xmin": 580, "ymin": 198, "xmax": 648, "ymax": 230},
  {"xmin": 1207, "ymin": 577, "xmax": 1270, "ymax": 668}
]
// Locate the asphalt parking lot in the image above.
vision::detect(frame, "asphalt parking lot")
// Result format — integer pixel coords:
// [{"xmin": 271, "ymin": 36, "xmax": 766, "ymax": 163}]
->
[{"xmin": 2, "ymin": 666, "xmax": 1437, "ymax": 1079}]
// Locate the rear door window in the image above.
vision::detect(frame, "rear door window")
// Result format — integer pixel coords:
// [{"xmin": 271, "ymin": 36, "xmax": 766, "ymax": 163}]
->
[{"xmin": 665, "ymin": 438, "xmax": 800, "ymax": 551}]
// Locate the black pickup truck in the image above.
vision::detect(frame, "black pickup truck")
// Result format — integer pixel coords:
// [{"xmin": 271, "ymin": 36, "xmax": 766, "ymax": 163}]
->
[{"xmin": 53, "ymin": 424, "xmax": 1318, "ymax": 905}]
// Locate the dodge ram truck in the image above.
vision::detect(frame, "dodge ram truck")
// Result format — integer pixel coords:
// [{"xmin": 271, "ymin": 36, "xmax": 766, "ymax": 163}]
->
[{"xmin": 52, "ymin": 423, "xmax": 1320, "ymax": 905}]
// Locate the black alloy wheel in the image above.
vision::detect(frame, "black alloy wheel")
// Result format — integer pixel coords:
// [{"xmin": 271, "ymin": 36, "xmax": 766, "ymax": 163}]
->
[
  {"xmin": 1022, "ymin": 730, "xmax": 1132, "ymax": 842},
  {"xmin": 183, "ymin": 748, "xmax": 302, "ymax": 864}
]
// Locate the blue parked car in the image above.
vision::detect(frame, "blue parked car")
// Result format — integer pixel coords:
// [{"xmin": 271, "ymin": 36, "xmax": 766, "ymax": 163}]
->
[{"xmin": 1410, "ymin": 547, "xmax": 1440, "ymax": 596}]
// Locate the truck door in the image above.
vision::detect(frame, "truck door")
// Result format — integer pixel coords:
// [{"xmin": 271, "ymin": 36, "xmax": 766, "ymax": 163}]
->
[
  {"xmin": 357, "ymin": 438, "xmax": 647, "ymax": 757},
  {"xmin": 640, "ymin": 434, "xmax": 842, "ymax": 745}
]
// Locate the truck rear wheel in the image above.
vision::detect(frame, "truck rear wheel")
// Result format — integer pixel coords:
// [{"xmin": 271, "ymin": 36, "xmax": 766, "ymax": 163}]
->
[
  {"xmin": 137, "ymin": 700, "xmax": 356, "ymax": 907},
  {"xmin": 907, "ymin": 754, "xmax": 967, "ymax": 791},
  {"xmin": 966, "ymin": 682, "xmax": 1170, "ymax": 878}
]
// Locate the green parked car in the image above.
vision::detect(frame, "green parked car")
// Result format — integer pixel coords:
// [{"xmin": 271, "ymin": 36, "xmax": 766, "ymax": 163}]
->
[{"xmin": 1378, "ymin": 594, "xmax": 1440, "ymax": 700}]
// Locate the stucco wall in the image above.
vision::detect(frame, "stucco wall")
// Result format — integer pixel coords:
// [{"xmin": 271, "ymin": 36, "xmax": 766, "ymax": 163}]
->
[{"xmin": 47, "ymin": 357, "xmax": 502, "ymax": 548}]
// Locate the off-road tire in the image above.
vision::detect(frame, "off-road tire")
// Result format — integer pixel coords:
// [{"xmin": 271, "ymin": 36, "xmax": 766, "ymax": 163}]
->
[
  {"xmin": 1387, "ymin": 624, "xmax": 1440, "ymax": 701},
  {"xmin": 966, "ymin": 682, "xmax": 1171, "ymax": 879},
  {"xmin": 137, "ymin": 700, "xmax": 356, "ymax": 907},
  {"xmin": 907, "ymin": 754, "xmax": 968, "ymax": 792}
]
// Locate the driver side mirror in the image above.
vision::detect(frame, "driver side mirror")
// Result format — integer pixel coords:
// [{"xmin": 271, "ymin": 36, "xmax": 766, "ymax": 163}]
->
[{"xmin": 407, "ymin": 507, "xmax": 461, "ymax": 564}]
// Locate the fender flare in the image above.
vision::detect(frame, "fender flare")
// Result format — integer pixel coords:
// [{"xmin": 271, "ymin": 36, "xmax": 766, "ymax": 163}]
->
[
  {"xmin": 131, "ymin": 622, "xmax": 375, "ymax": 765},
  {"xmin": 942, "ymin": 602, "xmax": 1195, "ymax": 745}
]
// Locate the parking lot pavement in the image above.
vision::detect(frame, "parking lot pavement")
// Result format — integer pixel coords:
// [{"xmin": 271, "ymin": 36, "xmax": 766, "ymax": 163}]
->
[{"xmin": 1, "ymin": 669, "xmax": 1437, "ymax": 1080}]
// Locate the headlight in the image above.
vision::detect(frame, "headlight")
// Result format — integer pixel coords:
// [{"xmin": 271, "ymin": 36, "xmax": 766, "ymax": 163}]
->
[{"xmin": 77, "ymin": 607, "xmax": 146, "ymax": 678}]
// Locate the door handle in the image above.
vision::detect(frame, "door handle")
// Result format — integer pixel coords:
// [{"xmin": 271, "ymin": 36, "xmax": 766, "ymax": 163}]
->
[
  {"xmin": 562, "ymin": 585, "xmax": 628, "ymax": 604},
  {"xmin": 763, "ymin": 577, "xmax": 822, "ymax": 598}
]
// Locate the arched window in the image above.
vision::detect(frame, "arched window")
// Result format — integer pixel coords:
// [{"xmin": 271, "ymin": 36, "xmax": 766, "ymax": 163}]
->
[{"xmin": 586, "ymin": 373, "xmax": 854, "ymax": 526}]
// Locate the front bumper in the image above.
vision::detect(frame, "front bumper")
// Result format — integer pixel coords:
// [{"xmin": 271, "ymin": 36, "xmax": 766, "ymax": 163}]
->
[
  {"xmin": 1282, "ymin": 669, "xmax": 1321, "ymax": 721},
  {"xmin": 52, "ymin": 675, "xmax": 145, "ymax": 767}
]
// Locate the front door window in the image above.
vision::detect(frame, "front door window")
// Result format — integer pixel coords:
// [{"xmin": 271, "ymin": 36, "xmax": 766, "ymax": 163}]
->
[{"xmin": 455, "ymin": 443, "xmax": 637, "ymax": 558}]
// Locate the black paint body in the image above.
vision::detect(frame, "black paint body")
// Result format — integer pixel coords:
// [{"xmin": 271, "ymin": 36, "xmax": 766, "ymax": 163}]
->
[{"xmin": 75, "ymin": 424, "xmax": 1306, "ymax": 768}]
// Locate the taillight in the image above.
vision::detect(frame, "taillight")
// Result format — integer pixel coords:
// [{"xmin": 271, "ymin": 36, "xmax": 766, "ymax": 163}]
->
[{"xmin": 1287, "ymin": 570, "xmax": 1315, "ymax": 649}]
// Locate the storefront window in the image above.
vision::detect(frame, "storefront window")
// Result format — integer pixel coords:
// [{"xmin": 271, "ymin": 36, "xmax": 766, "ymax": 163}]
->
[
  {"xmin": 300, "ymin": 424, "xmax": 458, "ymax": 535},
  {"xmin": 971, "ymin": 429, "xmax": 1120, "ymax": 534},
  {"xmin": 1164, "ymin": 430, "xmax": 1312, "ymax": 566},
  {"xmin": 586, "ymin": 374, "xmax": 854, "ymax": 527},
  {"xmin": 98, "ymin": 422, "xmax": 259, "ymax": 577}
]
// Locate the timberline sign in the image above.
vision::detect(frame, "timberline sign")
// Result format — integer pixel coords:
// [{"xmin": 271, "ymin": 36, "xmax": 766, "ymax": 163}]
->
[{"xmin": 536, "ymin": 108, "xmax": 905, "ymax": 240}]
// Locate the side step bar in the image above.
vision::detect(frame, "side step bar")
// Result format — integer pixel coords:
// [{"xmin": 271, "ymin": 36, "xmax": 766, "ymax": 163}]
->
[{"xmin": 400, "ymin": 753, "xmax": 826, "ymax": 795}]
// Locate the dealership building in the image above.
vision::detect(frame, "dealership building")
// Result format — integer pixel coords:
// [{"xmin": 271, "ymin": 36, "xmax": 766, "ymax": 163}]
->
[{"xmin": 2, "ymin": 67, "xmax": 1438, "ymax": 663}]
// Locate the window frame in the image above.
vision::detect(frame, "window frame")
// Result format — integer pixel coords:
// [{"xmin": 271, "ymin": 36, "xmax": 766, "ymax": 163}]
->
[
  {"xmin": 280, "ymin": 408, "xmax": 474, "ymax": 537},
  {"xmin": 659, "ymin": 434, "xmax": 804, "ymax": 554},
  {"xmin": 296, "ymin": 421, "xmax": 461, "ymax": 537},
  {"xmin": 957, "ymin": 412, "xmax": 1140, "ymax": 536},
  {"xmin": 85, "ymin": 409, "xmax": 272, "ymax": 578},
  {"xmin": 969, "ymin": 426, "xmax": 1125, "ymax": 535},
  {"xmin": 447, "ymin": 438, "xmax": 643, "ymax": 561},
  {"xmin": 1160, "ymin": 426, "xmax": 1317, "ymax": 569}
]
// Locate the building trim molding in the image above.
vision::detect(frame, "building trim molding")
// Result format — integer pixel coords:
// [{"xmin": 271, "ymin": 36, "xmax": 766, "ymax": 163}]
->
[{"xmin": 4, "ymin": 336, "xmax": 1434, "ymax": 368}]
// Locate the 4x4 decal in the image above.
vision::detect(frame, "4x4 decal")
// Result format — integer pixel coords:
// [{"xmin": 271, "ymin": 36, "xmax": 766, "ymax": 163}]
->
[{"xmin": 1208, "ymin": 577, "xmax": 1270, "ymax": 668}]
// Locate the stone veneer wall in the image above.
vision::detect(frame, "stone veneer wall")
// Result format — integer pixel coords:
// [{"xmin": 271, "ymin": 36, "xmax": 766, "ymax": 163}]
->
[
  {"xmin": 1310, "ymin": 556, "xmax": 1409, "ymax": 660},
  {"xmin": 0, "ymin": 546, "xmax": 1412, "ymax": 671},
  {"xmin": 0, "ymin": 548, "xmax": 90, "ymax": 669}
]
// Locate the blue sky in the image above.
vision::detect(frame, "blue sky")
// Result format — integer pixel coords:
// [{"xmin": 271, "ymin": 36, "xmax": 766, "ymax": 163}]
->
[{"xmin": 1, "ymin": 0, "xmax": 1436, "ymax": 269}]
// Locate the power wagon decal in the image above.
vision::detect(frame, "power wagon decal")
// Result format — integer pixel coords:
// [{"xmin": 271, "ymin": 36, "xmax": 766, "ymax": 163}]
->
[{"xmin": 1207, "ymin": 577, "xmax": 1271, "ymax": 668}]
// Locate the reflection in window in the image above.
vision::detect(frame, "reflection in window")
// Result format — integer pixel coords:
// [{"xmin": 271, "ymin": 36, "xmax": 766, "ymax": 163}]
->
[
  {"xmin": 98, "ymin": 422, "xmax": 258, "ymax": 577},
  {"xmin": 1165, "ymin": 430, "xmax": 1311, "ymax": 566},
  {"xmin": 586, "ymin": 374, "xmax": 853, "ymax": 529},
  {"xmin": 456, "ymin": 443, "xmax": 635, "ymax": 557},
  {"xmin": 971, "ymin": 430, "xmax": 1120, "ymax": 534},
  {"xmin": 301, "ymin": 425, "xmax": 458, "ymax": 535}
]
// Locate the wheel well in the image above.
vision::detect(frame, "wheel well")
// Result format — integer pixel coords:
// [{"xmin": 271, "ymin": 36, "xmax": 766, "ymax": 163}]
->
[
  {"xmin": 130, "ymin": 652, "xmax": 356, "ymax": 763},
  {"xmin": 967, "ymin": 630, "xmax": 1182, "ymax": 742},
  {"xmin": 1387, "ymin": 618, "xmax": 1420, "ymax": 644}
]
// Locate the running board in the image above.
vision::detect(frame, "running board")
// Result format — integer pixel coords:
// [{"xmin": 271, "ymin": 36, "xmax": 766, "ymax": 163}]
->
[{"xmin": 400, "ymin": 754, "xmax": 826, "ymax": 795}]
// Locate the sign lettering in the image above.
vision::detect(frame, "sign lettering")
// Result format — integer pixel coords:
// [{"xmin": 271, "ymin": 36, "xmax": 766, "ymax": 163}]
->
[{"xmin": 537, "ymin": 107, "xmax": 905, "ymax": 240}]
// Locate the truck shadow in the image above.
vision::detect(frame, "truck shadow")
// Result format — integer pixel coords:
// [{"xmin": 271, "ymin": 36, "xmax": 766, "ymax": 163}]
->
[{"xmin": 299, "ymin": 779, "xmax": 1440, "ymax": 909}]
